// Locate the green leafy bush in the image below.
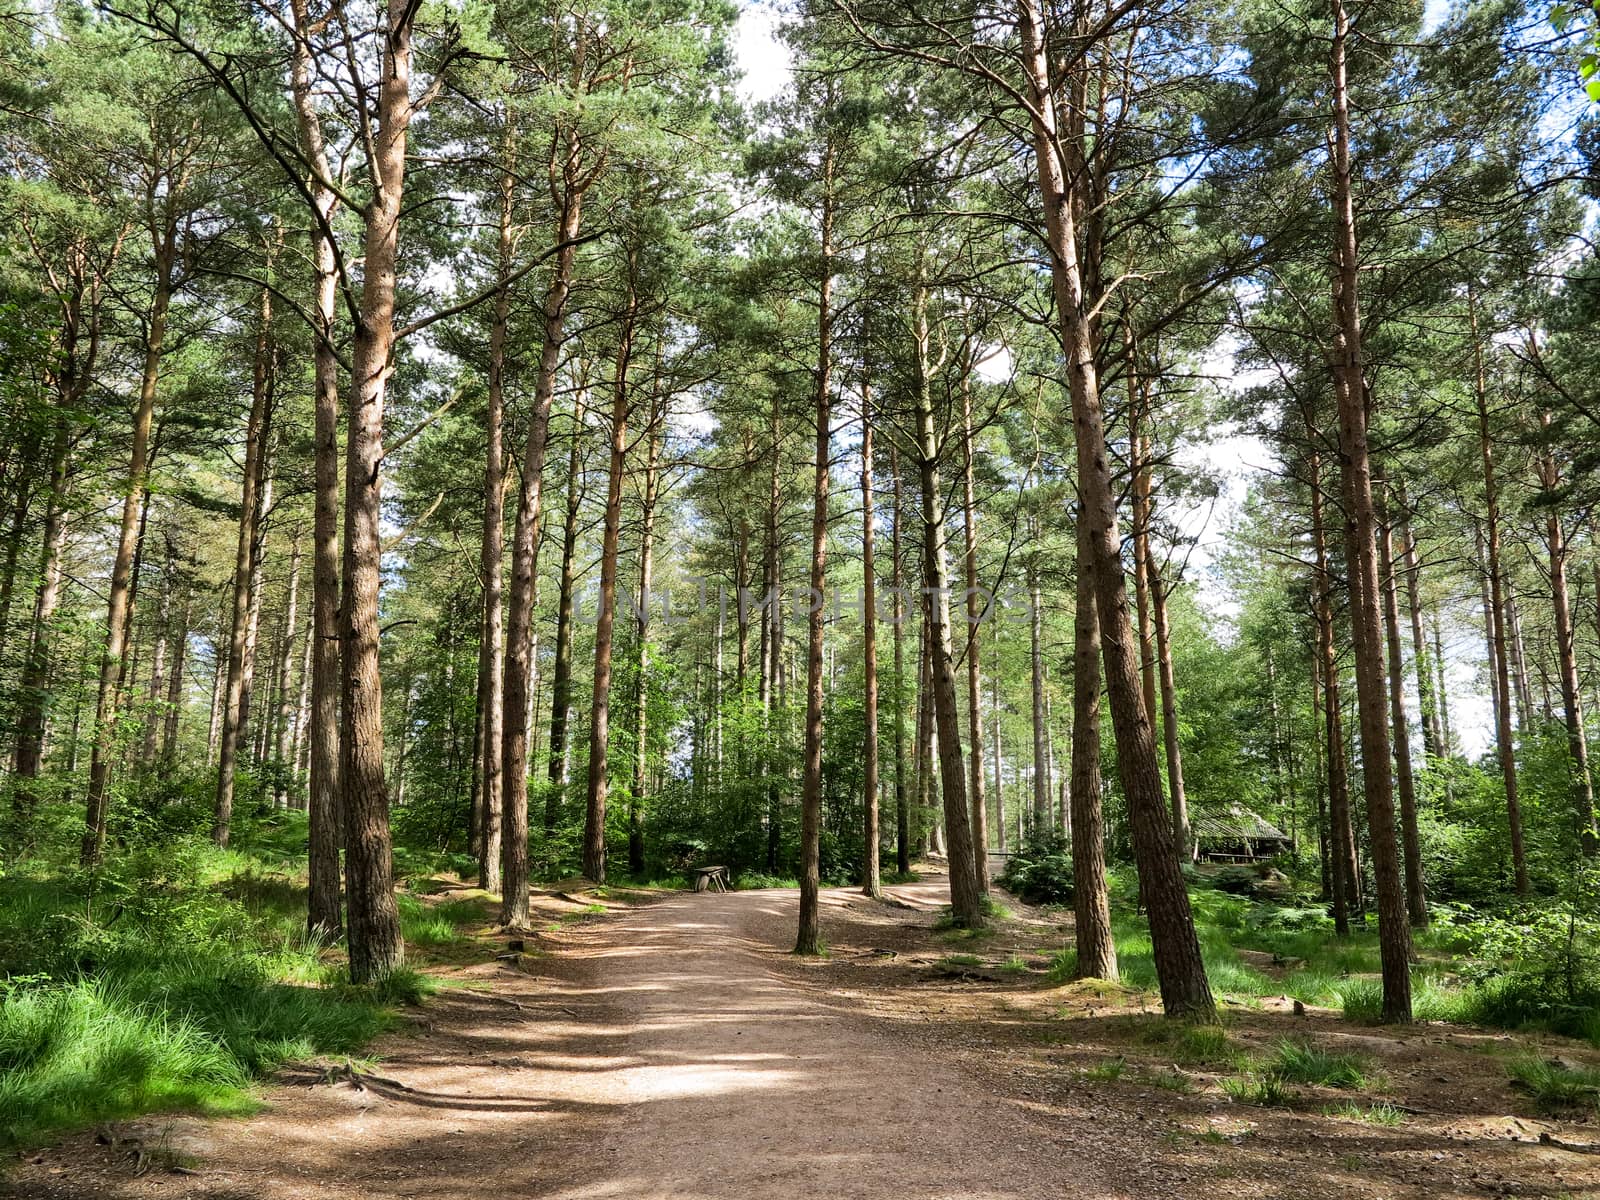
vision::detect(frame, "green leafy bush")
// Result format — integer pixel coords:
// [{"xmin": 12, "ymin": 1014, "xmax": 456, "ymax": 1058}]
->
[{"xmin": 998, "ymin": 832, "xmax": 1074, "ymax": 905}]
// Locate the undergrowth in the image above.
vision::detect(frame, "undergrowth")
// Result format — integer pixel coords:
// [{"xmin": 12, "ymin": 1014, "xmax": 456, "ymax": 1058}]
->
[
  {"xmin": 1097, "ymin": 877, "xmax": 1600, "ymax": 1047},
  {"xmin": 0, "ymin": 811, "xmax": 429, "ymax": 1147}
]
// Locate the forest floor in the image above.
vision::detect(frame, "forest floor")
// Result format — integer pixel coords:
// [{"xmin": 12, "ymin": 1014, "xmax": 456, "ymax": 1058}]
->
[{"xmin": 6, "ymin": 870, "xmax": 1600, "ymax": 1199}]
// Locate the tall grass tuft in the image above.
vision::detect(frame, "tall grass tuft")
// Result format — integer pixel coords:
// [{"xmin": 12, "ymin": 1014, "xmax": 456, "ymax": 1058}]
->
[
  {"xmin": 1507, "ymin": 1056, "xmax": 1600, "ymax": 1113},
  {"xmin": 1267, "ymin": 1038, "xmax": 1371, "ymax": 1088}
]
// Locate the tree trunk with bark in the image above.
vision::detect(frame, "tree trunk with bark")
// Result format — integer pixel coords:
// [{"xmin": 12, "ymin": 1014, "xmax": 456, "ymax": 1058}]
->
[
  {"xmin": 339, "ymin": 0, "xmax": 419, "ymax": 981},
  {"xmin": 472, "ymin": 151, "xmax": 515, "ymax": 893},
  {"xmin": 216, "ymin": 284, "xmax": 275, "ymax": 838},
  {"xmin": 1017, "ymin": 0, "xmax": 1211, "ymax": 1017},
  {"xmin": 501, "ymin": 177, "xmax": 585, "ymax": 927},
  {"xmin": 12, "ymin": 422, "xmax": 71, "ymax": 806},
  {"xmin": 861, "ymin": 379, "xmax": 882, "ymax": 898},
  {"xmin": 1328, "ymin": 0, "xmax": 1413, "ymax": 1021},
  {"xmin": 83, "ymin": 232, "xmax": 174, "ymax": 865},
  {"xmin": 629, "ymin": 402, "xmax": 663, "ymax": 878},
  {"xmin": 891, "ymin": 445, "xmax": 910, "ymax": 876},
  {"xmin": 1029, "ymin": 551, "xmax": 1049, "ymax": 836},
  {"xmin": 288, "ymin": 0, "xmax": 345, "ymax": 938},
  {"xmin": 959, "ymin": 365, "xmax": 989, "ymax": 892},
  {"xmin": 1377, "ymin": 509, "xmax": 1427, "ymax": 926},
  {"xmin": 797, "ymin": 155, "xmax": 835, "ymax": 955},
  {"xmin": 581, "ymin": 273, "xmax": 640, "ymax": 888},
  {"xmin": 1148, "ymin": 550, "xmax": 1190, "ymax": 861},
  {"xmin": 1070, "ymin": 514, "xmax": 1117, "ymax": 982},
  {"xmin": 1396, "ymin": 485, "xmax": 1442, "ymax": 759},
  {"xmin": 546, "ymin": 391, "xmax": 587, "ymax": 827},
  {"xmin": 270, "ymin": 534, "xmax": 302, "ymax": 809},
  {"xmin": 909, "ymin": 280, "xmax": 981, "ymax": 930},
  {"xmin": 1536, "ymin": 412, "xmax": 1597, "ymax": 854},
  {"xmin": 1470, "ymin": 296, "xmax": 1529, "ymax": 896}
]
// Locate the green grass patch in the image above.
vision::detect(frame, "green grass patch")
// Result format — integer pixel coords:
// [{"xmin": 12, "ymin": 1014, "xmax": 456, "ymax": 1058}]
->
[
  {"xmin": 1148, "ymin": 1067, "xmax": 1194, "ymax": 1093},
  {"xmin": 396, "ymin": 893, "xmax": 482, "ymax": 947},
  {"xmin": 0, "ymin": 825, "xmax": 426, "ymax": 1148},
  {"xmin": 732, "ymin": 872, "xmax": 798, "ymax": 890},
  {"xmin": 1507, "ymin": 1056, "xmax": 1600, "ymax": 1113},
  {"xmin": 1081, "ymin": 1055, "xmax": 1127, "ymax": 1081},
  {"xmin": 1139, "ymin": 1020, "xmax": 1239, "ymax": 1065},
  {"xmin": 1221, "ymin": 1071, "xmax": 1291, "ymax": 1106},
  {"xmin": 1266, "ymin": 1038, "xmax": 1371, "ymax": 1088},
  {"xmin": 1322, "ymin": 1100, "xmax": 1405, "ymax": 1125}
]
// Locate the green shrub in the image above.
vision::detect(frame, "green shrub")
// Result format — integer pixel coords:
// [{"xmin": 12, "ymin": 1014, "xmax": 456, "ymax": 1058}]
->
[{"xmin": 998, "ymin": 832, "xmax": 1074, "ymax": 905}]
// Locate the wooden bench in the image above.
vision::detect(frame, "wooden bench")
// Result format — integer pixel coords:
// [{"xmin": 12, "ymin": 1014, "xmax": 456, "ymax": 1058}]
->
[{"xmin": 692, "ymin": 865, "xmax": 730, "ymax": 893}]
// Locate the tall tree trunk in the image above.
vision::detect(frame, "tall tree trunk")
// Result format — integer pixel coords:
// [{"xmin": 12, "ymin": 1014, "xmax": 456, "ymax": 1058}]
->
[
  {"xmin": 1433, "ymin": 611, "xmax": 1452, "ymax": 755},
  {"xmin": 1070, "ymin": 514, "xmax": 1117, "ymax": 982},
  {"xmin": 139, "ymin": 539, "xmax": 173, "ymax": 768},
  {"xmin": 581, "ymin": 267, "xmax": 640, "ymax": 887},
  {"xmin": 1507, "ymin": 590, "xmax": 1536, "ymax": 732},
  {"xmin": 289, "ymin": 607, "xmax": 312, "ymax": 797},
  {"xmin": 473, "ymin": 151, "xmax": 514, "ymax": 893},
  {"xmin": 545, "ymin": 390, "xmax": 587, "ymax": 827},
  {"xmin": 83, "ymin": 235, "xmax": 174, "ymax": 865},
  {"xmin": 992, "ymin": 639, "xmax": 1005, "ymax": 853},
  {"xmin": 11, "ymin": 422, "xmax": 71, "ymax": 805},
  {"xmin": 1537, "ymin": 413, "xmax": 1597, "ymax": 854},
  {"xmin": 339, "ymin": 0, "xmax": 418, "ymax": 981},
  {"xmin": 1471, "ymin": 296, "xmax": 1529, "ymax": 896},
  {"xmin": 915, "ymin": 599, "xmax": 935, "ymax": 853},
  {"xmin": 1310, "ymin": 451, "xmax": 1354, "ymax": 934},
  {"xmin": 1148, "ymin": 553, "xmax": 1190, "ymax": 861},
  {"xmin": 1378, "ymin": 509, "xmax": 1427, "ymax": 926},
  {"xmin": 501, "ymin": 177, "xmax": 585, "ymax": 927},
  {"xmin": 1396, "ymin": 485, "xmax": 1442, "ymax": 759},
  {"xmin": 910, "ymin": 281, "xmax": 981, "ymax": 929},
  {"xmin": 162, "ymin": 588, "xmax": 190, "ymax": 765},
  {"xmin": 1018, "ymin": 0, "xmax": 1211, "ymax": 1017},
  {"xmin": 1329, "ymin": 0, "xmax": 1413, "ymax": 1021},
  {"xmin": 0, "ymin": 460, "xmax": 34, "ymax": 668},
  {"xmin": 629, "ymin": 402, "xmax": 663, "ymax": 878},
  {"xmin": 959, "ymin": 365, "xmax": 989, "ymax": 892},
  {"xmin": 1029, "ymin": 553, "xmax": 1049, "ymax": 834},
  {"xmin": 1312, "ymin": 651, "xmax": 1331, "ymax": 900},
  {"xmin": 270, "ymin": 534, "xmax": 302, "ymax": 809},
  {"xmin": 238, "ymin": 451, "xmax": 273, "ymax": 766},
  {"xmin": 1129, "ymin": 397, "xmax": 1161, "ymax": 746},
  {"xmin": 734, "ymin": 511, "xmax": 752, "ymax": 689},
  {"xmin": 1478, "ymin": 528, "xmax": 1502, "ymax": 730},
  {"xmin": 891, "ymin": 444, "xmax": 910, "ymax": 876},
  {"xmin": 861, "ymin": 380, "xmax": 882, "ymax": 897},
  {"xmin": 206, "ymin": 621, "xmax": 225, "ymax": 767},
  {"xmin": 214, "ymin": 292, "xmax": 275, "ymax": 846},
  {"xmin": 762, "ymin": 386, "xmax": 784, "ymax": 873},
  {"xmin": 290, "ymin": 0, "xmax": 344, "ymax": 939},
  {"xmin": 797, "ymin": 152, "xmax": 835, "ymax": 955}
]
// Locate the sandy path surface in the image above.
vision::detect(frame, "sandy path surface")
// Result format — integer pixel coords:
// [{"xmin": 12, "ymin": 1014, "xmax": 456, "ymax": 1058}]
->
[{"xmin": 5, "ymin": 881, "xmax": 1114, "ymax": 1200}]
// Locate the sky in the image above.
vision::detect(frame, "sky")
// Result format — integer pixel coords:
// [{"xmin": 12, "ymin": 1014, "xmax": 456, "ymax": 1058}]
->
[{"xmin": 733, "ymin": 1, "xmax": 792, "ymax": 102}]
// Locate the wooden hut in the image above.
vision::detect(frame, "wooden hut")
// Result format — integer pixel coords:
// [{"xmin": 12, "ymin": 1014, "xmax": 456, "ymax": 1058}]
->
[{"xmin": 1192, "ymin": 807, "xmax": 1291, "ymax": 863}]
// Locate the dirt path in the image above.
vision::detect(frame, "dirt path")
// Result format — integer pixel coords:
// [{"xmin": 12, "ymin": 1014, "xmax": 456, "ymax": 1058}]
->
[
  {"xmin": 5, "ymin": 880, "xmax": 1107, "ymax": 1200},
  {"xmin": 14, "ymin": 876, "xmax": 1600, "ymax": 1200}
]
